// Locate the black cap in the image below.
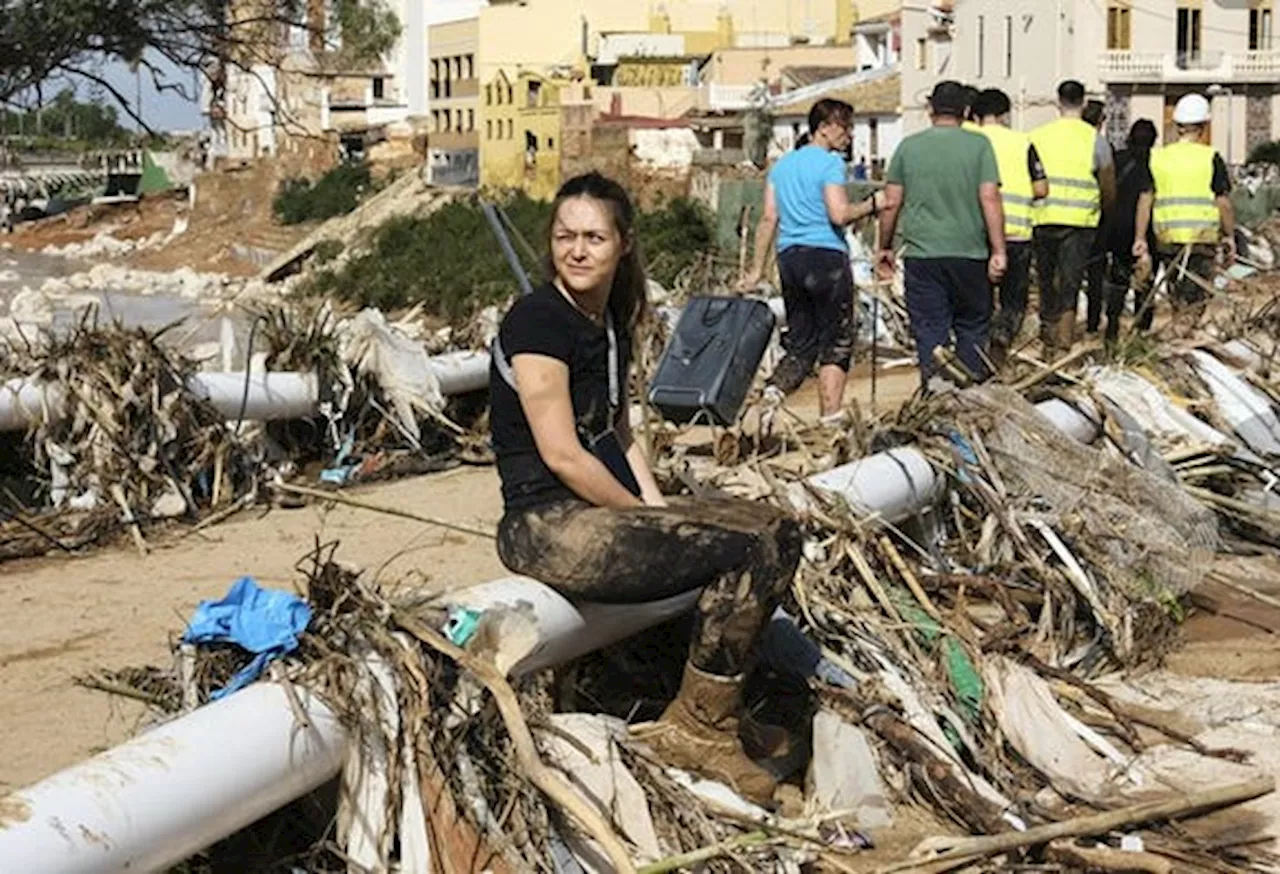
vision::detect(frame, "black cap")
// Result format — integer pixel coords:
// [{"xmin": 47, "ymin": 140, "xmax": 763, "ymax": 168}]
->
[{"xmin": 929, "ymin": 80, "xmax": 968, "ymax": 116}]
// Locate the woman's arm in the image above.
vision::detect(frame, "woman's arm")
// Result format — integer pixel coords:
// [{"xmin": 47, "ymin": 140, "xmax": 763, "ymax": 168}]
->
[
  {"xmin": 616, "ymin": 395, "xmax": 666, "ymax": 508},
  {"xmin": 512, "ymin": 353, "xmax": 644, "ymax": 509}
]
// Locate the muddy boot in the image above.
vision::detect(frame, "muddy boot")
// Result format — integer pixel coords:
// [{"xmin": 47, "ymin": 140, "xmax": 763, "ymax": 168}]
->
[
  {"xmin": 740, "ymin": 711, "xmax": 792, "ymax": 760},
  {"xmin": 1053, "ymin": 312, "xmax": 1076, "ymax": 356},
  {"xmin": 632, "ymin": 663, "xmax": 778, "ymax": 805}
]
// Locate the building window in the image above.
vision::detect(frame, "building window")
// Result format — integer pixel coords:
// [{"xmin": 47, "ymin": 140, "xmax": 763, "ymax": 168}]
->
[
  {"xmin": 507, "ymin": 119, "xmax": 514, "ymax": 138},
  {"xmin": 466, "ymin": 54, "xmax": 475, "ymax": 78},
  {"xmin": 528, "ymin": 80, "xmax": 542, "ymax": 108},
  {"xmin": 1107, "ymin": 4, "xmax": 1132, "ymax": 50},
  {"xmin": 372, "ymin": 77, "xmax": 385, "ymax": 100},
  {"xmin": 1004, "ymin": 16, "xmax": 1013, "ymax": 76},
  {"xmin": 431, "ymin": 110, "xmax": 440, "ymax": 132},
  {"xmin": 1176, "ymin": 5, "xmax": 1202, "ymax": 66},
  {"xmin": 487, "ymin": 120, "xmax": 493, "ymax": 139},
  {"xmin": 976, "ymin": 15, "xmax": 985, "ymax": 78},
  {"xmin": 548, "ymin": 136, "xmax": 555, "ymax": 149},
  {"xmin": 506, "ymin": 84, "xmax": 514, "ymax": 103},
  {"xmin": 468, "ymin": 109, "xmax": 475, "ymax": 130},
  {"xmin": 1250, "ymin": 4, "xmax": 1273, "ymax": 50},
  {"xmin": 485, "ymin": 85, "xmax": 492, "ymax": 105},
  {"xmin": 916, "ymin": 37, "xmax": 928, "ymax": 71}
]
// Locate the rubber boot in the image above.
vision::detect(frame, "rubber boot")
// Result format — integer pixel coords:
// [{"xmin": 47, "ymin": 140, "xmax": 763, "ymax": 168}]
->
[
  {"xmin": 632, "ymin": 663, "xmax": 778, "ymax": 805},
  {"xmin": 740, "ymin": 711, "xmax": 792, "ymax": 760},
  {"xmin": 1054, "ymin": 312, "xmax": 1076, "ymax": 355}
]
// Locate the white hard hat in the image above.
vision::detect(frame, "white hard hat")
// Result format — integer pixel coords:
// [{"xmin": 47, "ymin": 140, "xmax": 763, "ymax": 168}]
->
[{"xmin": 1173, "ymin": 93, "xmax": 1211, "ymax": 125}]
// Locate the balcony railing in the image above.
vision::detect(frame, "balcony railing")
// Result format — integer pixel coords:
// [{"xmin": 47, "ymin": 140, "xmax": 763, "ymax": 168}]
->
[
  {"xmin": 706, "ymin": 83, "xmax": 765, "ymax": 111},
  {"xmin": 1099, "ymin": 49, "xmax": 1280, "ymax": 83}
]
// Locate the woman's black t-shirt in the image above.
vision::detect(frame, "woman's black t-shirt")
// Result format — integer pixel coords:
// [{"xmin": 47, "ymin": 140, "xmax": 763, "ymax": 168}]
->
[{"xmin": 490, "ymin": 283, "xmax": 632, "ymax": 512}]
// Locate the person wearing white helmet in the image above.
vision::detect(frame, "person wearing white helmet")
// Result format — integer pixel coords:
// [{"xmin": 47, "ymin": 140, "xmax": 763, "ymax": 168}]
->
[{"xmin": 1134, "ymin": 92, "xmax": 1235, "ymax": 327}]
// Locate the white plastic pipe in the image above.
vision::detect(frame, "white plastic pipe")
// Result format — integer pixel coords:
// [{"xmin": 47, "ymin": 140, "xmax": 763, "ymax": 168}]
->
[
  {"xmin": 0, "ymin": 683, "xmax": 345, "ymax": 874},
  {"xmin": 792, "ymin": 397, "xmax": 1100, "ymax": 520},
  {"xmin": 428, "ymin": 349, "xmax": 491, "ymax": 396},
  {"xmin": 187, "ymin": 372, "xmax": 320, "ymax": 422},
  {"xmin": 0, "ymin": 395, "xmax": 1103, "ymax": 873},
  {"xmin": 0, "ymin": 372, "xmax": 320, "ymax": 431},
  {"xmin": 0, "ymin": 352, "xmax": 495, "ymax": 433}
]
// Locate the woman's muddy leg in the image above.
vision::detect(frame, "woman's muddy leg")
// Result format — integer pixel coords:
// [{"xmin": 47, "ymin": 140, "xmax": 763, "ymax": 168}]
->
[{"xmin": 687, "ymin": 517, "xmax": 803, "ymax": 675}]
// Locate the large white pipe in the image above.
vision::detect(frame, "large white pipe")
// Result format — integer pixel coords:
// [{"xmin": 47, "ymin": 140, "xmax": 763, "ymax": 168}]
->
[
  {"xmin": 0, "ymin": 683, "xmax": 345, "ymax": 874},
  {"xmin": 0, "ymin": 352, "xmax": 497, "ymax": 433},
  {"xmin": 0, "ymin": 396, "xmax": 1103, "ymax": 873},
  {"xmin": 187, "ymin": 372, "xmax": 320, "ymax": 422},
  {"xmin": 428, "ymin": 349, "xmax": 491, "ymax": 396},
  {"xmin": 0, "ymin": 372, "xmax": 320, "ymax": 432},
  {"xmin": 793, "ymin": 397, "xmax": 1100, "ymax": 521}
]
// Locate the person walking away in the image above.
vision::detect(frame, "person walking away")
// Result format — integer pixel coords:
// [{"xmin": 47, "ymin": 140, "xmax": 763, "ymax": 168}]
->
[
  {"xmin": 1030, "ymin": 80, "xmax": 1117, "ymax": 357},
  {"xmin": 853, "ymin": 155, "xmax": 869, "ymax": 181},
  {"xmin": 876, "ymin": 81, "xmax": 1006, "ymax": 385},
  {"xmin": 1101, "ymin": 119, "xmax": 1159, "ymax": 341},
  {"xmin": 974, "ymin": 88, "xmax": 1050, "ymax": 364},
  {"xmin": 961, "ymin": 85, "xmax": 982, "ymax": 133},
  {"xmin": 1134, "ymin": 93, "xmax": 1235, "ymax": 331},
  {"xmin": 492, "ymin": 172, "xmax": 803, "ymax": 805},
  {"xmin": 1081, "ymin": 99, "xmax": 1113, "ymax": 336},
  {"xmin": 743, "ymin": 98, "xmax": 880, "ymax": 422}
]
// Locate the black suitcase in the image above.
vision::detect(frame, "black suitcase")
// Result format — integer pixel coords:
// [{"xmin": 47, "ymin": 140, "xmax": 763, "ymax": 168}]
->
[{"xmin": 648, "ymin": 296, "xmax": 776, "ymax": 426}]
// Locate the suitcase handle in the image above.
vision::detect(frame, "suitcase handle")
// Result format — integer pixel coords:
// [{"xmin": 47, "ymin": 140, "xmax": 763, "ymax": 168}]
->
[
  {"xmin": 648, "ymin": 386, "xmax": 707, "ymax": 406},
  {"xmin": 699, "ymin": 297, "xmax": 735, "ymax": 326}
]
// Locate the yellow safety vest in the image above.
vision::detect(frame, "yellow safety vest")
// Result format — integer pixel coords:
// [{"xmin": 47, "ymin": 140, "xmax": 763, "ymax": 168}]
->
[
  {"xmin": 1150, "ymin": 140, "xmax": 1220, "ymax": 246},
  {"xmin": 1030, "ymin": 117, "xmax": 1100, "ymax": 228},
  {"xmin": 981, "ymin": 124, "xmax": 1035, "ymax": 242}
]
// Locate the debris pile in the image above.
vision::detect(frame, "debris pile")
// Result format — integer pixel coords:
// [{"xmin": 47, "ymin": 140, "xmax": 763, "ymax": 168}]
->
[
  {"xmin": 0, "ymin": 300, "xmax": 491, "ymax": 560},
  {"xmin": 73, "ymin": 275, "xmax": 1280, "ymax": 872}
]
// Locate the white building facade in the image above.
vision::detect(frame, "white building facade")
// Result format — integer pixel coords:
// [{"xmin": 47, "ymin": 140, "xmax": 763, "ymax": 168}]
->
[{"xmin": 900, "ymin": 0, "xmax": 1280, "ymax": 165}]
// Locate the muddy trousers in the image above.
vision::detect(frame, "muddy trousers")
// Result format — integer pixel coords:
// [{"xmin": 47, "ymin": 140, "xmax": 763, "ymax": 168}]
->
[
  {"xmin": 1085, "ymin": 229, "xmax": 1108, "ymax": 334},
  {"xmin": 990, "ymin": 241, "xmax": 1033, "ymax": 351},
  {"xmin": 769, "ymin": 246, "xmax": 856, "ymax": 394},
  {"xmin": 1034, "ymin": 225, "xmax": 1094, "ymax": 337},
  {"xmin": 497, "ymin": 498, "xmax": 803, "ymax": 676}
]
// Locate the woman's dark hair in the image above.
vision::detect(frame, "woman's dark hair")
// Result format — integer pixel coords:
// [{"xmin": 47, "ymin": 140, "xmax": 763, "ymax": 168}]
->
[
  {"xmin": 548, "ymin": 171, "xmax": 649, "ymax": 332},
  {"xmin": 1127, "ymin": 118, "xmax": 1158, "ymax": 153}
]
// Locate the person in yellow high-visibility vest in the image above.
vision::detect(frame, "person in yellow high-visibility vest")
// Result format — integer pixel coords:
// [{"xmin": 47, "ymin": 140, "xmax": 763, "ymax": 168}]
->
[
  {"xmin": 1030, "ymin": 80, "xmax": 1117, "ymax": 356},
  {"xmin": 1134, "ymin": 93, "xmax": 1235, "ymax": 325},
  {"xmin": 975, "ymin": 88, "xmax": 1050, "ymax": 363},
  {"xmin": 962, "ymin": 85, "xmax": 982, "ymax": 134}
]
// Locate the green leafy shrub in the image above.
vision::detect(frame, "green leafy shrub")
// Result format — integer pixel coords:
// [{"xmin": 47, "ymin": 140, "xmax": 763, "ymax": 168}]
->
[
  {"xmin": 635, "ymin": 196, "xmax": 715, "ymax": 287},
  {"xmin": 303, "ymin": 191, "xmax": 716, "ymax": 320},
  {"xmin": 273, "ymin": 162, "xmax": 375, "ymax": 225}
]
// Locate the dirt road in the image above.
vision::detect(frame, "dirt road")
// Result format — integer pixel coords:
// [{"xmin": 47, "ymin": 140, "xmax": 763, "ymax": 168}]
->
[{"xmin": 0, "ymin": 467, "xmax": 506, "ymax": 791}]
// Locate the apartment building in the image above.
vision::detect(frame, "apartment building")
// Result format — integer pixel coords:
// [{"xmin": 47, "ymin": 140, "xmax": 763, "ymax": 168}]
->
[
  {"xmin": 208, "ymin": 0, "xmax": 427, "ymax": 165},
  {"xmin": 479, "ymin": 70, "xmax": 594, "ymax": 198},
  {"xmin": 427, "ymin": 17, "xmax": 480, "ymax": 184},
  {"xmin": 900, "ymin": 0, "xmax": 1280, "ymax": 164}
]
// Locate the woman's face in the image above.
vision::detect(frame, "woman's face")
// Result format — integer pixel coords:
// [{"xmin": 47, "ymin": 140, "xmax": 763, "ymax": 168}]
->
[{"xmin": 550, "ymin": 195, "xmax": 625, "ymax": 300}]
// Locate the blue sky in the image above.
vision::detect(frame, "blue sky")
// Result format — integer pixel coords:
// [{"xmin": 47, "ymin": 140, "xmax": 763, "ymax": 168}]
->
[{"xmin": 96, "ymin": 55, "xmax": 204, "ymax": 133}]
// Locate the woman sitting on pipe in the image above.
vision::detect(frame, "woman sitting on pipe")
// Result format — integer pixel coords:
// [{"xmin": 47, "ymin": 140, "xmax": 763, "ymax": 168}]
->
[{"xmin": 490, "ymin": 172, "xmax": 802, "ymax": 805}]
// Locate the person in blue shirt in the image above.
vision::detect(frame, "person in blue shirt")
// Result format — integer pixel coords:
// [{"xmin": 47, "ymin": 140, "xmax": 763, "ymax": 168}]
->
[{"xmin": 742, "ymin": 98, "xmax": 881, "ymax": 422}]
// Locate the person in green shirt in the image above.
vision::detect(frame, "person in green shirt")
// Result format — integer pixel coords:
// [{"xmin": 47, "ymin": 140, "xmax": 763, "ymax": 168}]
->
[{"xmin": 876, "ymin": 80, "xmax": 1006, "ymax": 384}]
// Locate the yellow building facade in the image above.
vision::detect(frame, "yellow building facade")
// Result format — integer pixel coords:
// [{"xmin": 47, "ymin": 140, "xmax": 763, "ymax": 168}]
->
[
  {"xmin": 473, "ymin": 0, "xmax": 874, "ymax": 197},
  {"xmin": 480, "ymin": 70, "xmax": 593, "ymax": 199}
]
